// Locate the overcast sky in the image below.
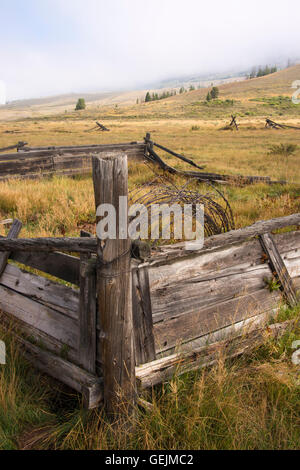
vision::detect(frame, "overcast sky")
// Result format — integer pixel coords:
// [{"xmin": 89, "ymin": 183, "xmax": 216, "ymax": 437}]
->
[{"xmin": 1, "ymin": 0, "xmax": 299, "ymax": 101}]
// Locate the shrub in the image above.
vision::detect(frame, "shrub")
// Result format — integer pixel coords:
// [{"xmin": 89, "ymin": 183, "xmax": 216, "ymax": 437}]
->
[{"xmin": 75, "ymin": 98, "xmax": 86, "ymax": 111}]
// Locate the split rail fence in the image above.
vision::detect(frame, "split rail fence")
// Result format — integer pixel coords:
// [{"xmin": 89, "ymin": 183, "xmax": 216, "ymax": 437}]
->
[
  {"xmin": 0, "ymin": 152, "xmax": 299, "ymax": 416},
  {"xmin": 0, "ymin": 135, "xmax": 285, "ymax": 185}
]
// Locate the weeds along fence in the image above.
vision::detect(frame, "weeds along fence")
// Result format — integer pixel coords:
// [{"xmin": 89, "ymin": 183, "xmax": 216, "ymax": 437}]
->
[{"xmin": 0, "ymin": 153, "xmax": 299, "ymax": 417}]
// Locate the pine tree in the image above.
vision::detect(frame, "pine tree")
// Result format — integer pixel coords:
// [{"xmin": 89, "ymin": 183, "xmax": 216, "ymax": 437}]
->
[
  {"xmin": 211, "ymin": 87, "xmax": 219, "ymax": 99},
  {"xmin": 75, "ymin": 98, "xmax": 86, "ymax": 111},
  {"xmin": 145, "ymin": 92, "xmax": 152, "ymax": 102},
  {"xmin": 206, "ymin": 91, "xmax": 212, "ymax": 101}
]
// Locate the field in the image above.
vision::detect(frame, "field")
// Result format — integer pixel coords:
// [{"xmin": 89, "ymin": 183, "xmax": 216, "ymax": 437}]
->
[{"xmin": 0, "ymin": 66, "xmax": 299, "ymax": 450}]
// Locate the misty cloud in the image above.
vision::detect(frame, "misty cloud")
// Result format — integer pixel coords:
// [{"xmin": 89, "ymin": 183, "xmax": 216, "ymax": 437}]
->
[{"xmin": 1, "ymin": 0, "xmax": 299, "ymax": 100}]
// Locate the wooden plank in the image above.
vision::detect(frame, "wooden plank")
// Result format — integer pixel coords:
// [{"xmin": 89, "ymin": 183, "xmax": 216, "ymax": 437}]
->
[
  {"xmin": 136, "ymin": 320, "xmax": 292, "ymax": 389},
  {"xmin": 0, "ymin": 284, "xmax": 78, "ymax": 349},
  {"xmin": 0, "ymin": 311, "xmax": 78, "ymax": 364},
  {"xmin": 132, "ymin": 263, "xmax": 156, "ymax": 365},
  {"xmin": 0, "ymin": 143, "xmax": 146, "ymax": 161},
  {"xmin": 0, "ymin": 214, "xmax": 298, "ymax": 255},
  {"xmin": 0, "ymin": 168, "xmax": 93, "ymax": 182},
  {"xmin": 93, "ymin": 153, "xmax": 136, "ymax": 417},
  {"xmin": 160, "ymin": 309, "xmax": 276, "ymax": 357},
  {"xmin": 151, "ymin": 264, "xmax": 272, "ymax": 323},
  {"xmin": 148, "ymin": 231, "xmax": 300, "ymax": 302},
  {"xmin": 78, "ymin": 230, "xmax": 97, "ymax": 373},
  {"xmin": 9, "ymin": 250, "xmax": 80, "ymax": 285},
  {"xmin": 153, "ymin": 288, "xmax": 281, "ymax": 354},
  {"xmin": 0, "ymin": 263, "xmax": 79, "ymax": 319},
  {"xmin": 149, "ymin": 213, "xmax": 300, "ymax": 267},
  {"xmin": 260, "ymin": 232, "xmax": 298, "ymax": 306},
  {"xmin": 0, "ymin": 237, "xmax": 97, "ymax": 253},
  {"xmin": 0, "ymin": 157, "xmax": 55, "ymax": 174},
  {"xmin": 14, "ymin": 335, "xmax": 103, "ymax": 409},
  {"xmin": 0, "ymin": 219, "xmax": 22, "ymax": 278}
]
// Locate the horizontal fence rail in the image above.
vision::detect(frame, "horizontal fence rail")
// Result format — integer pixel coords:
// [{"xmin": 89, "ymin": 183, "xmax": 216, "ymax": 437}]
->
[{"xmin": 0, "ymin": 142, "xmax": 146, "ymax": 181}]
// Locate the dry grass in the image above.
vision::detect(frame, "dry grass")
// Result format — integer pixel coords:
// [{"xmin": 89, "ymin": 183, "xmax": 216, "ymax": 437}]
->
[
  {"xmin": 1, "ymin": 306, "xmax": 299, "ymax": 450},
  {"xmin": 0, "ymin": 118, "xmax": 299, "ymax": 239},
  {"xmin": 0, "ymin": 70, "xmax": 299, "ymax": 450}
]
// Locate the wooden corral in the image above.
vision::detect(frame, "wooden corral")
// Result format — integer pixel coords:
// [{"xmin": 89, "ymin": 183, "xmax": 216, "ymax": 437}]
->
[{"xmin": 0, "ymin": 152, "xmax": 299, "ymax": 418}]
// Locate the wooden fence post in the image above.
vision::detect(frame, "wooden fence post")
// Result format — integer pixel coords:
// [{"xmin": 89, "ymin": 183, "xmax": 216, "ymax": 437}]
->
[
  {"xmin": 78, "ymin": 231, "xmax": 97, "ymax": 374},
  {"xmin": 92, "ymin": 153, "xmax": 136, "ymax": 418},
  {"xmin": 0, "ymin": 219, "xmax": 22, "ymax": 278}
]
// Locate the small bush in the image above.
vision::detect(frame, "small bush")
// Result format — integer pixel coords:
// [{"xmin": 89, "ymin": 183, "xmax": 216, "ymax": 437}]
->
[{"xmin": 75, "ymin": 98, "xmax": 86, "ymax": 111}]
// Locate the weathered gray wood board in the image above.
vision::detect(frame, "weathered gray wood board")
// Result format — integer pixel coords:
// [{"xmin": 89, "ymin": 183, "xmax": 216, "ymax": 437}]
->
[
  {"xmin": 79, "ymin": 256, "xmax": 97, "ymax": 373},
  {"xmin": 0, "ymin": 263, "xmax": 79, "ymax": 318},
  {"xmin": 132, "ymin": 263, "xmax": 156, "ymax": 365},
  {"xmin": 150, "ymin": 213, "xmax": 300, "ymax": 266},
  {"xmin": 9, "ymin": 250, "xmax": 80, "ymax": 285},
  {"xmin": 0, "ymin": 142, "xmax": 146, "ymax": 180},
  {"xmin": 0, "ymin": 219, "xmax": 22, "ymax": 278},
  {"xmin": 136, "ymin": 320, "xmax": 292, "ymax": 389},
  {"xmin": 0, "ymin": 261, "xmax": 79, "ymax": 350},
  {"xmin": 260, "ymin": 232, "xmax": 298, "ymax": 306},
  {"xmin": 15, "ymin": 334, "xmax": 103, "ymax": 409},
  {"xmin": 147, "ymin": 230, "xmax": 300, "ymax": 354},
  {"xmin": 93, "ymin": 153, "xmax": 136, "ymax": 416}
]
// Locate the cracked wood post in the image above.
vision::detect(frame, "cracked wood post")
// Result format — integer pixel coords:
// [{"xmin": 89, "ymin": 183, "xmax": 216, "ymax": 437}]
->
[
  {"xmin": 78, "ymin": 230, "xmax": 97, "ymax": 375},
  {"xmin": 92, "ymin": 153, "xmax": 136, "ymax": 418}
]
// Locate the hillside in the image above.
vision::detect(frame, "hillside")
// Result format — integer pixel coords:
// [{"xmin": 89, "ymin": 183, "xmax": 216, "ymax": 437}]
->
[
  {"xmin": 168, "ymin": 64, "xmax": 300, "ymax": 103},
  {"xmin": 87, "ymin": 64, "xmax": 300, "ymax": 121}
]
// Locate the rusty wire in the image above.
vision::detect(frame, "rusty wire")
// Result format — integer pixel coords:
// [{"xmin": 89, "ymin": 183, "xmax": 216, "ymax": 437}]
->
[{"xmin": 129, "ymin": 162, "xmax": 235, "ymax": 244}]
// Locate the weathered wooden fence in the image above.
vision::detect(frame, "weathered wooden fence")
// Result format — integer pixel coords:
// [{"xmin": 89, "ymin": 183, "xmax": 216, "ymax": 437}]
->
[
  {"xmin": 0, "ymin": 135, "xmax": 285, "ymax": 184},
  {"xmin": 0, "ymin": 141, "xmax": 145, "ymax": 181},
  {"xmin": 0, "ymin": 152, "xmax": 299, "ymax": 417}
]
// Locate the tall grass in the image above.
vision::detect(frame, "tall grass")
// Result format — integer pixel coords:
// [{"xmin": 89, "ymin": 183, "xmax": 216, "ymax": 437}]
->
[{"xmin": 0, "ymin": 306, "xmax": 299, "ymax": 450}]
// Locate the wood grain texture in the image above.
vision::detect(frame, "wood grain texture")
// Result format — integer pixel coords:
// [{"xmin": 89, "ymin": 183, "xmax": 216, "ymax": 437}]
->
[
  {"xmin": 149, "ymin": 213, "xmax": 300, "ymax": 267},
  {"xmin": 14, "ymin": 334, "xmax": 103, "ymax": 409},
  {"xmin": 0, "ymin": 237, "xmax": 97, "ymax": 253},
  {"xmin": 79, "ymin": 229, "xmax": 97, "ymax": 373},
  {"xmin": 0, "ymin": 219, "xmax": 22, "ymax": 278},
  {"xmin": 0, "ymin": 262, "xmax": 79, "ymax": 318},
  {"xmin": 153, "ymin": 288, "xmax": 281, "ymax": 353},
  {"xmin": 0, "ymin": 284, "xmax": 78, "ymax": 349},
  {"xmin": 136, "ymin": 320, "xmax": 292, "ymax": 389},
  {"xmin": 260, "ymin": 232, "xmax": 298, "ymax": 306},
  {"xmin": 132, "ymin": 262, "xmax": 156, "ymax": 365},
  {"xmin": 93, "ymin": 153, "xmax": 136, "ymax": 416},
  {"xmin": 9, "ymin": 250, "xmax": 80, "ymax": 285}
]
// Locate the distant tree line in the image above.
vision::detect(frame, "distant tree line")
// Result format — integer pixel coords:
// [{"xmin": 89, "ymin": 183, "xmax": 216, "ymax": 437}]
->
[
  {"xmin": 145, "ymin": 90, "xmax": 177, "ymax": 102},
  {"xmin": 144, "ymin": 84, "xmax": 200, "ymax": 102},
  {"xmin": 248, "ymin": 65, "xmax": 277, "ymax": 79}
]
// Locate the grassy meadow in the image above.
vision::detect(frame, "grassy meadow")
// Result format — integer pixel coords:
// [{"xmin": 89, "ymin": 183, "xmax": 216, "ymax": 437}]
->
[{"xmin": 0, "ymin": 67, "xmax": 299, "ymax": 449}]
